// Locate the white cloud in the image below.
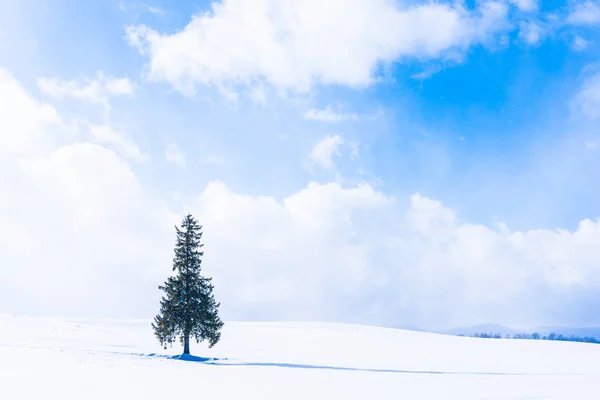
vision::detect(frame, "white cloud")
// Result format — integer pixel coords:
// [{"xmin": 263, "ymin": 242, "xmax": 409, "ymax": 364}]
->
[
  {"xmin": 519, "ymin": 21, "xmax": 545, "ymax": 45},
  {"xmin": 217, "ymin": 86, "xmax": 240, "ymax": 104},
  {"xmin": 186, "ymin": 181, "xmax": 600, "ymax": 329},
  {"xmin": 407, "ymin": 193, "xmax": 458, "ymax": 237},
  {"xmin": 187, "ymin": 181, "xmax": 397, "ymax": 322},
  {"xmin": 126, "ymin": 0, "xmax": 509, "ymax": 95},
  {"xmin": 411, "ymin": 65, "xmax": 443, "ymax": 81},
  {"xmin": 308, "ymin": 135, "xmax": 345, "ymax": 171},
  {"xmin": 249, "ymin": 85, "xmax": 267, "ymax": 105},
  {"xmin": 89, "ymin": 125, "xmax": 148, "ymax": 162},
  {"xmin": 104, "ymin": 77, "xmax": 135, "ymax": 95},
  {"xmin": 574, "ymin": 72, "xmax": 600, "ymax": 119},
  {"xmin": 145, "ymin": 5, "xmax": 165, "ymax": 15},
  {"xmin": 0, "ymin": 69, "xmax": 175, "ymax": 318},
  {"xmin": 5, "ymin": 65, "xmax": 600, "ymax": 330},
  {"xmin": 572, "ymin": 35, "xmax": 591, "ymax": 51},
  {"xmin": 304, "ymin": 107, "xmax": 359, "ymax": 123},
  {"xmin": 510, "ymin": 0, "xmax": 538, "ymax": 12},
  {"xmin": 165, "ymin": 143, "xmax": 186, "ymax": 167},
  {"xmin": 118, "ymin": 2, "xmax": 166, "ymax": 16},
  {"xmin": 2, "ymin": 142, "xmax": 176, "ymax": 317},
  {"xmin": 567, "ymin": 1, "xmax": 600, "ymax": 25},
  {"xmin": 38, "ymin": 71, "xmax": 134, "ymax": 110},
  {"xmin": 0, "ymin": 69, "xmax": 61, "ymax": 156}
]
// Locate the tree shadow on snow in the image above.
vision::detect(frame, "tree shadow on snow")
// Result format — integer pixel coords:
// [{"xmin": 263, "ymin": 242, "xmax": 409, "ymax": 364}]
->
[
  {"xmin": 209, "ymin": 361, "xmax": 533, "ymax": 376},
  {"xmin": 135, "ymin": 353, "xmax": 551, "ymax": 376},
  {"xmin": 139, "ymin": 353, "xmax": 227, "ymax": 363}
]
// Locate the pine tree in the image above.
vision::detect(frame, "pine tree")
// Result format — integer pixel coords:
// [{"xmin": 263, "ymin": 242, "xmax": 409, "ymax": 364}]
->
[{"xmin": 152, "ymin": 214, "xmax": 224, "ymax": 355}]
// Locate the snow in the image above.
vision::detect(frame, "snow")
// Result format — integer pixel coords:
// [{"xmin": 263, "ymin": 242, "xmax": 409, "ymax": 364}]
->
[{"xmin": 1, "ymin": 315, "xmax": 599, "ymax": 399}]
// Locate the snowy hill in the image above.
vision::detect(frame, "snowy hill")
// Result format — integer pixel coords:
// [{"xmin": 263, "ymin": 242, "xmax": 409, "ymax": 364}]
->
[{"xmin": 1, "ymin": 315, "xmax": 599, "ymax": 399}]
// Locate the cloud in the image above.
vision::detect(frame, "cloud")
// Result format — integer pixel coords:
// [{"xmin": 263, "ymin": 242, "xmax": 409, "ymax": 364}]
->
[
  {"xmin": 304, "ymin": 107, "xmax": 359, "ymax": 123},
  {"xmin": 567, "ymin": 1, "xmax": 600, "ymax": 25},
  {"xmin": 165, "ymin": 143, "xmax": 186, "ymax": 167},
  {"xmin": 126, "ymin": 0, "xmax": 510, "ymax": 95},
  {"xmin": 574, "ymin": 72, "xmax": 600, "ymax": 119},
  {"xmin": 308, "ymin": 135, "xmax": 345, "ymax": 171},
  {"xmin": 0, "ymin": 69, "xmax": 61, "ymax": 156},
  {"xmin": 0, "ymin": 68, "xmax": 175, "ymax": 318},
  {"xmin": 187, "ymin": 180, "xmax": 397, "ymax": 322},
  {"xmin": 38, "ymin": 71, "xmax": 134, "ymax": 110},
  {"xmin": 5, "ymin": 65, "xmax": 600, "ymax": 331},
  {"xmin": 518, "ymin": 21, "xmax": 546, "ymax": 45},
  {"xmin": 411, "ymin": 65, "xmax": 443, "ymax": 81},
  {"xmin": 249, "ymin": 85, "xmax": 267, "ymax": 106},
  {"xmin": 2, "ymin": 142, "xmax": 176, "ymax": 317},
  {"xmin": 509, "ymin": 0, "xmax": 538, "ymax": 12},
  {"xmin": 146, "ymin": 5, "xmax": 164, "ymax": 15},
  {"xmin": 89, "ymin": 125, "xmax": 148, "ymax": 162},
  {"xmin": 185, "ymin": 181, "xmax": 600, "ymax": 330},
  {"xmin": 572, "ymin": 35, "xmax": 592, "ymax": 51},
  {"xmin": 118, "ymin": 2, "xmax": 166, "ymax": 16}
]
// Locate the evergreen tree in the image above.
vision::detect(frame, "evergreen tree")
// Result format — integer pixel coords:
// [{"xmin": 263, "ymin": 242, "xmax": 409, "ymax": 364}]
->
[{"xmin": 152, "ymin": 214, "xmax": 223, "ymax": 355}]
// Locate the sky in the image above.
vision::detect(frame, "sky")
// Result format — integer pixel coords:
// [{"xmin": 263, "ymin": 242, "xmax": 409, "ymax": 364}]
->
[{"xmin": 1, "ymin": 0, "xmax": 600, "ymax": 331}]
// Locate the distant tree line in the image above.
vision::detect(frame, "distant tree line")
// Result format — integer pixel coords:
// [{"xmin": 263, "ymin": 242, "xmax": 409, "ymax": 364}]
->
[{"xmin": 461, "ymin": 332, "xmax": 600, "ymax": 344}]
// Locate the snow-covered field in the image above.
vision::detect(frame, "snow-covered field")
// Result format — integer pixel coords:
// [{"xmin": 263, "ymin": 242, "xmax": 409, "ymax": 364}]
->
[{"xmin": 1, "ymin": 315, "xmax": 599, "ymax": 399}]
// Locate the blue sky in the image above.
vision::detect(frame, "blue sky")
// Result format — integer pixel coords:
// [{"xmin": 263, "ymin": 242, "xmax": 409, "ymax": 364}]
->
[{"xmin": 1, "ymin": 0, "xmax": 600, "ymax": 331}]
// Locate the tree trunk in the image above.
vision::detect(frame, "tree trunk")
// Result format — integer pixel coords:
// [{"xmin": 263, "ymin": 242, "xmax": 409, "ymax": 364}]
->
[{"xmin": 183, "ymin": 334, "xmax": 190, "ymax": 355}]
